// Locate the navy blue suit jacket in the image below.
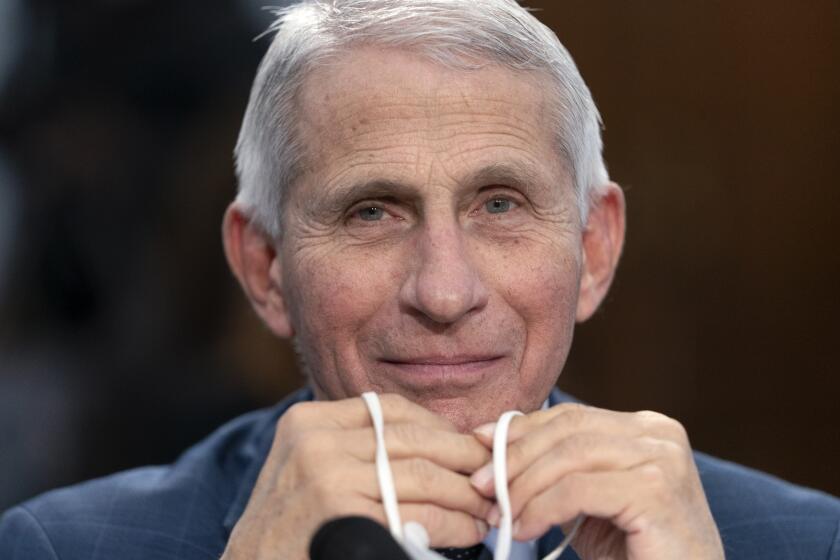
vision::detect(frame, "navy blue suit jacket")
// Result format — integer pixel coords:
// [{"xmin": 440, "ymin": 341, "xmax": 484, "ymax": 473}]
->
[{"xmin": 2, "ymin": 387, "xmax": 839, "ymax": 559}]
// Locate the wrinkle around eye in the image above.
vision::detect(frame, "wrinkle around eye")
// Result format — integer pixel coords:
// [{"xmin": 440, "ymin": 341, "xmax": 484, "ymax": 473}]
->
[
  {"xmin": 466, "ymin": 193, "xmax": 579, "ymax": 241},
  {"xmin": 345, "ymin": 203, "xmax": 409, "ymax": 234}
]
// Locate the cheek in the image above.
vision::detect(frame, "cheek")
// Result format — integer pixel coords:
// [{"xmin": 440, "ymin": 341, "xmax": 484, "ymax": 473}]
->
[
  {"xmin": 286, "ymin": 244, "xmax": 403, "ymax": 362},
  {"xmin": 537, "ymin": 252, "xmax": 580, "ymax": 321},
  {"xmin": 482, "ymin": 233, "xmax": 581, "ymax": 319},
  {"xmin": 482, "ymin": 237, "xmax": 582, "ymax": 380}
]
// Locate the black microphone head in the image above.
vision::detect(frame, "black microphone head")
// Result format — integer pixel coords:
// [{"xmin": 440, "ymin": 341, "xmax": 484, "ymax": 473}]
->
[{"xmin": 309, "ymin": 516, "xmax": 411, "ymax": 560}]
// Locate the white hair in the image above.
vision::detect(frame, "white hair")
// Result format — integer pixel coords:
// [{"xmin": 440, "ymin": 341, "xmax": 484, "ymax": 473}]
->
[{"xmin": 235, "ymin": 0, "xmax": 609, "ymax": 238}]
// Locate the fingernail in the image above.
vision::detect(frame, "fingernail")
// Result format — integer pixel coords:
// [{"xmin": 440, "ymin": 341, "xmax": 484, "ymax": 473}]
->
[
  {"xmin": 475, "ymin": 519, "xmax": 489, "ymax": 537},
  {"xmin": 474, "ymin": 422, "xmax": 496, "ymax": 439},
  {"xmin": 470, "ymin": 463, "xmax": 493, "ymax": 491},
  {"xmin": 486, "ymin": 505, "xmax": 500, "ymax": 527}
]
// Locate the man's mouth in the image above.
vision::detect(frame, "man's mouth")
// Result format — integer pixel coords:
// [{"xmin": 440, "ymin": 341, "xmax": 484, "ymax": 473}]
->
[{"xmin": 377, "ymin": 354, "xmax": 506, "ymax": 389}]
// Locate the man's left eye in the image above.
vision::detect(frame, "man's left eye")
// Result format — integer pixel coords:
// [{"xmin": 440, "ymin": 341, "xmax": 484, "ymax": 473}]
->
[
  {"xmin": 485, "ymin": 198, "xmax": 517, "ymax": 214},
  {"xmin": 357, "ymin": 206, "xmax": 385, "ymax": 221}
]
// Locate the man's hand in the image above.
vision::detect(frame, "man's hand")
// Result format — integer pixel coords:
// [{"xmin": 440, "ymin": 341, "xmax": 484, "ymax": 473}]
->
[
  {"xmin": 221, "ymin": 394, "xmax": 492, "ymax": 560},
  {"xmin": 470, "ymin": 403, "xmax": 724, "ymax": 559}
]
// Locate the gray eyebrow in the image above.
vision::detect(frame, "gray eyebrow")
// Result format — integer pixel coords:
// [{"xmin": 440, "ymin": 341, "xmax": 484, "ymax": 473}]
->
[
  {"xmin": 311, "ymin": 179, "xmax": 419, "ymax": 217},
  {"xmin": 465, "ymin": 162, "xmax": 548, "ymax": 193}
]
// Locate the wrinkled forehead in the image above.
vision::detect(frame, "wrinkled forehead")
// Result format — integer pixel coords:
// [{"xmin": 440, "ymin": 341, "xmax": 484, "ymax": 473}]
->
[{"xmin": 293, "ymin": 47, "xmax": 566, "ymax": 180}]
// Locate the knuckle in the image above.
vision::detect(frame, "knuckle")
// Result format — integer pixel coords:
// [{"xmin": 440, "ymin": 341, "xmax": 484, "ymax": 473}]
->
[
  {"xmin": 660, "ymin": 438, "xmax": 687, "ymax": 461},
  {"xmin": 639, "ymin": 463, "xmax": 670, "ymax": 497},
  {"xmin": 278, "ymin": 402, "xmax": 315, "ymax": 435},
  {"xmin": 662, "ymin": 440, "xmax": 692, "ymax": 479},
  {"xmin": 643, "ymin": 437, "xmax": 689, "ymax": 478},
  {"xmin": 668, "ymin": 419, "xmax": 690, "ymax": 444},
  {"xmin": 634, "ymin": 409, "xmax": 669, "ymax": 428},
  {"xmin": 555, "ymin": 404, "xmax": 588, "ymax": 428},
  {"xmin": 635, "ymin": 410, "xmax": 689, "ymax": 442},
  {"xmin": 639, "ymin": 462, "xmax": 664, "ymax": 481}
]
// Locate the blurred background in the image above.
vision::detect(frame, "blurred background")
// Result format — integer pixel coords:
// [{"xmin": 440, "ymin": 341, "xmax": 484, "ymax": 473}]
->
[{"xmin": 0, "ymin": 0, "xmax": 838, "ymax": 511}]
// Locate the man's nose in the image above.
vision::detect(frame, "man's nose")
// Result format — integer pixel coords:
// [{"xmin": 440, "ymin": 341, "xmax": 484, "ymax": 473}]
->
[{"xmin": 399, "ymin": 221, "xmax": 489, "ymax": 325}]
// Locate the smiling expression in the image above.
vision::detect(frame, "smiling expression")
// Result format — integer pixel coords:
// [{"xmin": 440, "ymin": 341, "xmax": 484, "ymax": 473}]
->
[{"xmin": 272, "ymin": 48, "xmax": 596, "ymax": 431}]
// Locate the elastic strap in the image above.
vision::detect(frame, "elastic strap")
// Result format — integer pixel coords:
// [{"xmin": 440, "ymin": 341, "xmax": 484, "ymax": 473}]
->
[
  {"xmin": 362, "ymin": 391, "xmax": 404, "ymax": 542},
  {"xmin": 493, "ymin": 411, "xmax": 523, "ymax": 560}
]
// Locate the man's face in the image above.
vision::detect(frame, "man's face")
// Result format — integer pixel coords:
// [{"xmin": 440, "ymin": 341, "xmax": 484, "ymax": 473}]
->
[{"xmin": 276, "ymin": 48, "xmax": 589, "ymax": 431}]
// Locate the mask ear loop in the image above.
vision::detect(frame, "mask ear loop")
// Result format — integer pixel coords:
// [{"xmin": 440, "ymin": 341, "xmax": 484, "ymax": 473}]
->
[
  {"xmin": 362, "ymin": 392, "xmax": 448, "ymax": 560},
  {"xmin": 362, "ymin": 392, "xmax": 404, "ymax": 542},
  {"xmin": 493, "ymin": 411, "xmax": 585, "ymax": 560},
  {"xmin": 493, "ymin": 411, "xmax": 523, "ymax": 560}
]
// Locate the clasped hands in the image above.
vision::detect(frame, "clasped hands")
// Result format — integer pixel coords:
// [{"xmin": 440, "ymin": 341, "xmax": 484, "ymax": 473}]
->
[{"xmin": 222, "ymin": 394, "xmax": 724, "ymax": 560}]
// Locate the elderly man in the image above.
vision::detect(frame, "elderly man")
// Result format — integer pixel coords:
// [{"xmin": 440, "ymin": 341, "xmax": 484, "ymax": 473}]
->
[{"xmin": 2, "ymin": 1, "xmax": 839, "ymax": 559}]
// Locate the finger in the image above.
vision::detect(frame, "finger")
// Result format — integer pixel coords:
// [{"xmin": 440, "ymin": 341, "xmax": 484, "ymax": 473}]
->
[
  {"xmin": 342, "ymin": 424, "xmax": 491, "ymax": 473},
  {"xmin": 398, "ymin": 504, "xmax": 489, "ymax": 548},
  {"xmin": 357, "ymin": 458, "xmax": 493, "ymax": 520},
  {"xmin": 474, "ymin": 404, "xmax": 688, "ymax": 448},
  {"xmin": 474, "ymin": 404, "xmax": 633, "ymax": 448},
  {"xmin": 471, "ymin": 406, "xmax": 689, "ymax": 490},
  {"xmin": 506, "ymin": 434, "xmax": 681, "ymax": 517},
  {"xmin": 513, "ymin": 462, "xmax": 671, "ymax": 541},
  {"xmin": 518, "ymin": 405, "xmax": 687, "ymax": 444},
  {"xmin": 278, "ymin": 393, "xmax": 456, "ymax": 436},
  {"xmin": 470, "ymin": 409, "xmax": 649, "ymax": 496}
]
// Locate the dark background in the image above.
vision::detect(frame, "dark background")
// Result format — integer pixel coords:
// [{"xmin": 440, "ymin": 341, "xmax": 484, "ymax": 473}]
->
[{"xmin": 0, "ymin": 0, "xmax": 837, "ymax": 511}]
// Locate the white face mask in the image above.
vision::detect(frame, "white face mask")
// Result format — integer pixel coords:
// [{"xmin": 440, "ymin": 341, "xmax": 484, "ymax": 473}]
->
[{"xmin": 361, "ymin": 392, "xmax": 582, "ymax": 560}]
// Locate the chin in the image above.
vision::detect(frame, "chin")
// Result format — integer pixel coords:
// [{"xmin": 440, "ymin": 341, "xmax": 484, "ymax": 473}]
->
[{"xmin": 408, "ymin": 391, "xmax": 515, "ymax": 433}]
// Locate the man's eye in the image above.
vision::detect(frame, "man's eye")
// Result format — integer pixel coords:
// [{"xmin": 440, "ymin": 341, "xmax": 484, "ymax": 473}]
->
[
  {"xmin": 357, "ymin": 206, "xmax": 385, "ymax": 221},
  {"xmin": 485, "ymin": 198, "xmax": 516, "ymax": 214}
]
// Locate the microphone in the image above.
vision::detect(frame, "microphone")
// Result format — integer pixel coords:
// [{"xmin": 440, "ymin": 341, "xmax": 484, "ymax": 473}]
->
[{"xmin": 309, "ymin": 515, "xmax": 411, "ymax": 560}]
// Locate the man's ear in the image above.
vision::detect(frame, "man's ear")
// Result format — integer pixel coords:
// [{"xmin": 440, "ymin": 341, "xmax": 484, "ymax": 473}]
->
[
  {"xmin": 576, "ymin": 182, "xmax": 626, "ymax": 322},
  {"xmin": 222, "ymin": 203, "xmax": 294, "ymax": 338}
]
